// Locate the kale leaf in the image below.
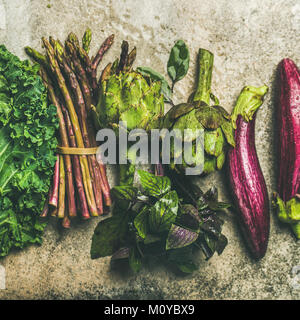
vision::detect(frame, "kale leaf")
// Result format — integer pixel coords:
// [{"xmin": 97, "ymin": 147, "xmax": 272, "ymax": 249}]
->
[{"xmin": 0, "ymin": 45, "xmax": 58, "ymax": 257}]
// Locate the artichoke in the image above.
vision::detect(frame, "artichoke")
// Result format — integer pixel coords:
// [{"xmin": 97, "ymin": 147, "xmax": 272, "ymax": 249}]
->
[
  {"xmin": 163, "ymin": 48, "xmax": 235, "ymax": 175},
  {"xmin": 96, "ymin": 41, "xmax": 165, "ymax": 185},
  {"xmin": 97, "ymin": 70, "xmax": 164, "ymax": 134}
]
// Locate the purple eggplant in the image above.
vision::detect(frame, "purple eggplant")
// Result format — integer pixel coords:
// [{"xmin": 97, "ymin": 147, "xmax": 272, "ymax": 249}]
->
[
  {"xmin": 228, "ymin": 85, "xmax": 269, "ymax": 259},
  {"xmin": 275, "ymin": 58, "xmax": 300, "ymax": 238}
]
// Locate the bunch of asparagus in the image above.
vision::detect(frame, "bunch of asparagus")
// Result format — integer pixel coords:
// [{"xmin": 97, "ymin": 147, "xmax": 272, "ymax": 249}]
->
[{"xmin": 25, "ymin": 29, "xmax": 113, "ymax": 227}]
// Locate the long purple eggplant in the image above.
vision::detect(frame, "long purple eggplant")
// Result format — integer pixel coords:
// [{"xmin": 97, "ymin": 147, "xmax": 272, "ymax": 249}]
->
[
  {"xmin": 228, "ymin": 85, "xmax": 269, "ymax": 259},
  {"xmin": 275, "ymin": 58, "xmax": 300, "ymax": 238}
]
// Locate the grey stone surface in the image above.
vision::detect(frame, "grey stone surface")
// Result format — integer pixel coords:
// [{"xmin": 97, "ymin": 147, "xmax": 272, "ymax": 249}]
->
[{"xmin": 0, "ymin": 0, "xmax": 299, "ymax": 300}]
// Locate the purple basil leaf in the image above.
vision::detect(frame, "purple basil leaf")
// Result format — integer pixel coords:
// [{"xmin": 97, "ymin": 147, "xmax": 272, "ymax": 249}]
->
[
  {"xmin": 179, "ymin": 204, "xmax": 201, "ymax": 230},
  {"xmin": 200, "ymin": 215, "xmax": 222, "ymax": 238},
  {"xmin": 166, "ymin": 224, "xmax": 198, "ymax": 250},
  {"xmin": 196, "ymin": 234, "xmax": 214, "ymax": 260}
]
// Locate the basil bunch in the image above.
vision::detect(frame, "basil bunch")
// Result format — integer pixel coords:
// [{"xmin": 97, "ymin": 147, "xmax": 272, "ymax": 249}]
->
[{"xmin": 91, "ymin": 170, "xmax": 229, "ymax": 274}]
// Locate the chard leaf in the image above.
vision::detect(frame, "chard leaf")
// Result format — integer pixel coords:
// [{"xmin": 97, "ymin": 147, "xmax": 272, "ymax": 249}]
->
[
  {"xmin": 137, "ymin": 169, "xmax": 171, "ymax": 198},
  {"xmin": 167, "ymin": 40, "xmax": 190, "ymax": 83},
  {"xmin": 166, "ymin": 224, "xmax": 198, "ymax": 250},
  {"xmin": 149, "ymin": 190, "xmax": 179, "ymax": 233}
]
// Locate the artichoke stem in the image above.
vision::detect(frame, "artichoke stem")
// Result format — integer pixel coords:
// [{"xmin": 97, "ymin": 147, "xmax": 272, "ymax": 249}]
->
[{"xmin": 193, "ymin": 48, "xmax": 214, "ymax": 105}]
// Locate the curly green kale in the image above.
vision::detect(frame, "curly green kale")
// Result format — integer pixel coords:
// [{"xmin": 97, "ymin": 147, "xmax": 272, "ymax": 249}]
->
[{"xmin": 0, "ymin": 45, "xmax": 58, "ymax": 257}]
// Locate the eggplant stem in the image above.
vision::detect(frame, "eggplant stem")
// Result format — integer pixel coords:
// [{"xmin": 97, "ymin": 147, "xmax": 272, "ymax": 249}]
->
[{"xmin": 231, "ymin": 85, "xmax": 269, "ymax": 129}]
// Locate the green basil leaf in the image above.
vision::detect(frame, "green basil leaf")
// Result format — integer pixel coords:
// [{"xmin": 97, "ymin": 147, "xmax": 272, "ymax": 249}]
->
[
  {"xmin": 167, "ymin": 246, "xmax": 198, "ymax": 273},
  {"xmin": 166, "ymin": 224, "xmax": 198, "ymax": 250},
  {"xmin": 143, "ymin": 234, "xmax": 161, "ymax": 245},
  {"xmin": 134, "ymin": 206, "xmax": 149, "ymax": 239},
  {"xmin": 137, "ymin": 169, "xmax": 171, "ymax": 198},
  {"xmin": 149, "ymin": 190, "xmax": 179, "ymax": 233},
  {"xmin": 176, "ymin": 261, "xmax": 198, "ymax": 273},
  {"xmin": 137, "ymin": 66, "xmax": 172, "ymax": 100},
  {"xmin": 129, "ymin": 247, "xmax": 142, "ymax": 273},
  {"xmin": 167, "ymin": 40, "xmax": 190, "ymax": 83},
  {"xmin": 90, "ymin": 214, "xmax": 129, "ymax": 259},
  {"xmin": 111, "ymin": 185, "xmax": 138, "ymax": 201}
]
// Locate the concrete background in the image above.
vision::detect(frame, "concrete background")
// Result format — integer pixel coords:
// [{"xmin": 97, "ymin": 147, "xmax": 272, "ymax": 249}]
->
[{"xmin": 0, "ymin": 0, "xmax": 299, "ymax": 300}]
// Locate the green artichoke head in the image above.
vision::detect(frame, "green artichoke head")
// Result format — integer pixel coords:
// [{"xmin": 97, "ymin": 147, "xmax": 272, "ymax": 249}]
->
[
  {"xmin": 97, "ymin": 70, "xmax": 164, "ymax": 134},
  {"xmin": 163, "ymin": 100, "xmax": 235, "ymax": 175},
  {"xmin": 162, "ymin": 48, "xmax": 236, "ymax": 176}
]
